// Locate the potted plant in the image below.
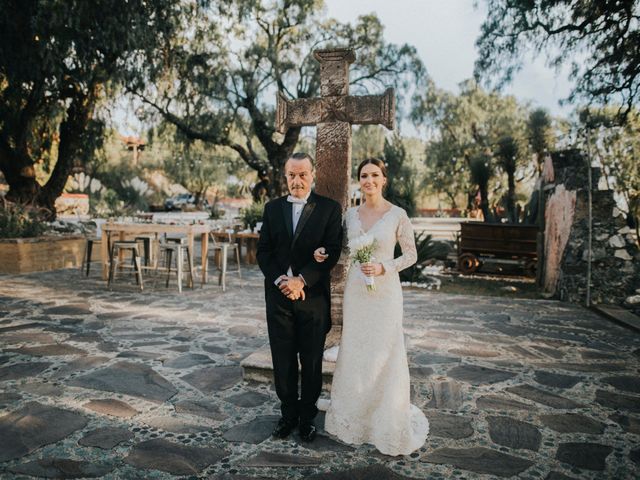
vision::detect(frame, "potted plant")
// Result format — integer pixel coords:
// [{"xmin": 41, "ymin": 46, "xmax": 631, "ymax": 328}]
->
[{"xmin": 240, "ymin": 201, "xmax": 265, "ymax": 231}]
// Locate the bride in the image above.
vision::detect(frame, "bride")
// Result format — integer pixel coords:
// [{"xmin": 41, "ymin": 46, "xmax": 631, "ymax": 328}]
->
[{"xmin": 315, "ymin": 158, "xmax": 429, "ymax": 456}]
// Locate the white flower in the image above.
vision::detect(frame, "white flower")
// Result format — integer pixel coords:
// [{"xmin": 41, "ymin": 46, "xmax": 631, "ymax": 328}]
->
[
  {"xmin": 347, "ymin": 233, "xmax": 375, "ymax": 252},
  {"xmin": 348, "ymin": 233, "xmax": 377, "ymax": 292}
]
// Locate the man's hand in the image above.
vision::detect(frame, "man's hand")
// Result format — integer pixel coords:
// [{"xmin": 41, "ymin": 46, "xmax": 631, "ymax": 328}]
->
[
  {"xmin": 279, "ymin": 276, "xmax": 306, "ymax": 301},
  {"xmin": 285, "ymin": 288, "xmax": 306, "ymax": 301},
  {"xmin": 314, "ymin": 247, "xmax": 329, "ymax": 263}
]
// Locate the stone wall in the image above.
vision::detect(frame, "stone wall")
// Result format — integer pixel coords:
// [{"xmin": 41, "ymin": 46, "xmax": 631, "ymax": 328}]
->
[{"xmin": 543, "ymin": 149, "xmax": 640, "ymax": 305}]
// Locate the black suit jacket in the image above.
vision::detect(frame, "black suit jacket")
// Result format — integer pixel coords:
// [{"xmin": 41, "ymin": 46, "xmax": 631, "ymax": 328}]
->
[{"xmin": 257, "ymin": 191, "xmax": 342, "ymax": 300}]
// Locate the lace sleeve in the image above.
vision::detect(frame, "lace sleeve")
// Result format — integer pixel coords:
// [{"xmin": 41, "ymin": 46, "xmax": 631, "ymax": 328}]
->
[{"xmin": 382, "ymin": 209, "xmax": 417, "ymax": 274}]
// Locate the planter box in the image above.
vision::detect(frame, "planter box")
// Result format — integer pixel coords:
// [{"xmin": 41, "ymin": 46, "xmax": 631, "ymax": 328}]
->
[{"xmin": 0, "ymin": 235, "xmax": 89, "ymax": 274}]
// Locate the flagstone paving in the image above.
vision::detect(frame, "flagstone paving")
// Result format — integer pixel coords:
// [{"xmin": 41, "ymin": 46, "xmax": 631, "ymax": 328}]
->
[{"xmin": 0, "ymin": 266, "xmax": 639, "ymax": 479}]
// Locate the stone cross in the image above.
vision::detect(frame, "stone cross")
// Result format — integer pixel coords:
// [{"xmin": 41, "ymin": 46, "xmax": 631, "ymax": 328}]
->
[{"xmin": 276, "ymin": 48, "xmax": 396, "ymax": 342}]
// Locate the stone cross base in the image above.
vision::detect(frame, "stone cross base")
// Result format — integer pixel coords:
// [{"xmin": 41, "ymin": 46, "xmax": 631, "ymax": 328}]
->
[
  {"xmin": 240, "ymin": 347, "xmax": 335, "ymax": 390},
  {"xmin": 324, "ymin": 325, "xmax": 342, "ymax": 349}
]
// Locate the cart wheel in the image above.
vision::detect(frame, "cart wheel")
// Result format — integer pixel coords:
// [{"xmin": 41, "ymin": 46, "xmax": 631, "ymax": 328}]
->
[
  {"xmin": 459, "ymin": 253, "xmax": 480, "ymax": 274},
  {"xmin": 524, "ymin": 259, "xmax": 537, "ymax": 277}
]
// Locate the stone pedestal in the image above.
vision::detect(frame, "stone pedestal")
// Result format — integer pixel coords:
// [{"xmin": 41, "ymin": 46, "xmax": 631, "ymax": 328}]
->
[{"xmin": 241, "ymin": 347, "xmax": 336, "ymax": 388}]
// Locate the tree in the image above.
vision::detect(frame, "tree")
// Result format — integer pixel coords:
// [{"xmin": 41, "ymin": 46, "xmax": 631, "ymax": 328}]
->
[
  {"xmin": 155, "ymin": 124, "xmax": 230, "ymax": 208},
  {"xmin": 382, "ymin": 134, "xmax": 416, "ymax": 217},
  {"xmin": 352, "ymin": 125, "xmax": 385, "ymax": 165},
  {"xmin": 527, "ymin": 108, "xmax": 555, "ymax": 173},
  {"xmin": 0, "ymin": 0, "xmax": 178, "ymax": 217},
  {"xmin": 414, "ymin": 80, "xmax": 530, "ymax": 217},
  {"xmin": 132, "ymin": 0, "xmax": 426, "ymax": 197},
  {"xmin": 495, "ymin": 135, "xmax": 519, "ymax": 222},
  {"xmin": 522, "ymin": 108, "xmax": 556, "ymax": 225},
  {"xmin": 475, "ymin": 0, "xmax": 640, "ymax": 117},
  {"xmin": 420, "ymin": 136, "xmax": 469, "ymax": 210},
  {"xmin": 470, "ymin": 153, "xmax": 493, "ymax": 222}
]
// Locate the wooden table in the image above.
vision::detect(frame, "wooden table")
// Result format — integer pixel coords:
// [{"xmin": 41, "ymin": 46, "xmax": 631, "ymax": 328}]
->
[
  {"xmin": 209, "ymin": 231, "xmax": 260, "ymax": 264},
  {"xmin": 101, "ymin": 222, "xmax": 212, "ymax": 284}
]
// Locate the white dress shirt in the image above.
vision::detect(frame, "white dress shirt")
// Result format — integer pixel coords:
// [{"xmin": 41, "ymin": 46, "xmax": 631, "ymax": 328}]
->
[{"xmin": 276, "ymin": 192, "xmax": 310, "ymax": 285}]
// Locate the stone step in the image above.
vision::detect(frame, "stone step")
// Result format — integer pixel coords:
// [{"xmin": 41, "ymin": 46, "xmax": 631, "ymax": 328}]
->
[
  {"xmin": 592, "ymin": 305, "xmax": 640, "ymax": 333},
  {"xmin": 240, "ymin": 346, "xmax": 335, "ymax": 388}
]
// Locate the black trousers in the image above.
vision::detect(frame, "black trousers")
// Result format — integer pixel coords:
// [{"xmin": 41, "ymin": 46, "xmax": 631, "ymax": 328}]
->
[{"xmin": 265, "ymin": 287, "xmax": 329, "ymax": 423}]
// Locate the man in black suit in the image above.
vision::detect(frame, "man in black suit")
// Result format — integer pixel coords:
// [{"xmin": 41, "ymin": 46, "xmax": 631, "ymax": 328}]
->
[{"xmin": 257, "ymin": 152, "xmax": 343, "ymax": 442}]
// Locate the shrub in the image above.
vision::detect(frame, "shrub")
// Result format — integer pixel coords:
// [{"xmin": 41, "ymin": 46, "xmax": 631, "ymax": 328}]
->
[
  {"xmin": 240, "ymin": 201, "xmax": 265, "ymax": 230},
  {"xmin": 0, "ymin": 199, "xmax": 47, "ymax": 238},
  {"xmin": 396, "ymin": 231, "xmax": 451, "ymax": 283},
  {"xmin": 209, "ymin": 199, "xmax": 225, "ymax": 220}
]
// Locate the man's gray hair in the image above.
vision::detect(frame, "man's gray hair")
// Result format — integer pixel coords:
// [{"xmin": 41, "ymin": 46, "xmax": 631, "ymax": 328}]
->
[{"xmin": 285, "ymin": 152, "xmax": 315, "ymax": 171}]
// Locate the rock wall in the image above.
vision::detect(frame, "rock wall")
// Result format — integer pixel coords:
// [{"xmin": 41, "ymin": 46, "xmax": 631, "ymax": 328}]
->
[{"xmin": 543, "ymin": 149, "xmax": 640, "ymax": 304}]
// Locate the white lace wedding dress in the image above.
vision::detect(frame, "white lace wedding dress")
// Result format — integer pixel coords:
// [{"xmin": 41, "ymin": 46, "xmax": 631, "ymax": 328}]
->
[{"xmin": 324, "ymin": 205, "xmax": 429, "ymax": 456}]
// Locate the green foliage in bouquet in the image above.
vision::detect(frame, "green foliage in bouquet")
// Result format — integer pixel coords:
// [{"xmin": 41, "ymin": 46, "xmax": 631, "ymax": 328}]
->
[{"xmin": 350, "ymin": 239, "xmax": 377, "ymax": 265}]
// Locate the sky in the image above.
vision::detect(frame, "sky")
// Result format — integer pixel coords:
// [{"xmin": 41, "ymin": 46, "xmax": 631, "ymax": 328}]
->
[{"xmin": 322, "ymin": 0, "xmax": 574, "ymax": 117}]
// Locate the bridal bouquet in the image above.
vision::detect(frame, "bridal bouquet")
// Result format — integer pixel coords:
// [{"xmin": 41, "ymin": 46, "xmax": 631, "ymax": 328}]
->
[{"xmin": 348, "ymin": 233, "xmax": 377, "ymax": 291}]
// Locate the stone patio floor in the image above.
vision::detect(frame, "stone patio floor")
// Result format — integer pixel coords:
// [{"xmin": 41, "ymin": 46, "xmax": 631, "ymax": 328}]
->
[{"xmin": 0, "ymin": 266, "xmax": 639, "ymax": 479}]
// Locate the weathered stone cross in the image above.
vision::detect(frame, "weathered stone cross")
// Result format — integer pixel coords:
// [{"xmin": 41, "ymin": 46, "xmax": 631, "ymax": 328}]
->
[{"xmin": 276, "ymin": 47, "xmax": 396, "ymax": 342}]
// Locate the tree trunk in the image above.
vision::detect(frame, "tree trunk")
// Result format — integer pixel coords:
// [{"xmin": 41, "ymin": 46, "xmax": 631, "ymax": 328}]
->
[
  {"xmin": 268, "ymin": 156, "xmax": 288, "ymax": 197},
  {"xmin": 466, "ymin": 190, "xmax": 474, "ymax": 213},
  {"xmin": 268, "ymin": 170, "xmax": 286, "ymax": 197},
  {"xmin": 0, "ymin": 148, "xmax": 42, "ymax": 205},
  {"xmin": 37, "ymin": 92, "xmax": 95, "ymax": 219},
  {"xmin": 507, "ymin": 171, "xmax": 517, "ymax": 223},
  {"xmin": 264, "ymin": 130, "xmax": 300, "ymax": 198},
  {"xmin": 479, "ymin": 183, "xmax": 491, "ymax": 222},
  {"xmin": 0, "ymin": 88, "xmax": 96, "ymax": 219}
]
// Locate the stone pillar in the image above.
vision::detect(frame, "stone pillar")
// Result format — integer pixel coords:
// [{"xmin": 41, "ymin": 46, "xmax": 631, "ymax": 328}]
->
[
  {"xmin": 543, "ymin": 149, "xmax": 640, "ymax": 304},
  {"xmin": 316, "ymin": 121, "xmax": 351, "ymax": 345},
  {"xmin": 314, "ymin": 49, "xmax": 354, "ymax": 345}
]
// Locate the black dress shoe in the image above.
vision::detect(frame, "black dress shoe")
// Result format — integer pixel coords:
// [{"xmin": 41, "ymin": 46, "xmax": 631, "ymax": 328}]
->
[
  {"xmin": 272, "ymin": 417, "xmax": 298, "ymax": 439},
  {"xmin": 299, "ymin": 422, "xmax": 317, "ymax": 442}
]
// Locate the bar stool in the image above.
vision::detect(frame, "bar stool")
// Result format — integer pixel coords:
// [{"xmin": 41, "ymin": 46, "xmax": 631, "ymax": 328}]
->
[
  {"xmin": 157, "ymin": 238, "xmax": 194, "ymax": 293},
  {"xmin": 208, "ymin": 230, "xmax": 241, "ymax": 292},
  {"xmin": 134, "ymin": 233, "xmax": 157, "ymax": 268},
  {"xmin": 80, "ymin": 220, "xmax": 110, "ymax": 276},
  {"xmin": 107, "ymin": 241, "xmax": 144, "ymax": 290},
  {"xmin": 80, "ymin": 237, "xmax": 102, "ymax": 276}
]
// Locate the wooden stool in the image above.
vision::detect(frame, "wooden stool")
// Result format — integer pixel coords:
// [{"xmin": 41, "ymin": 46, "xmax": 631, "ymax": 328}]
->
[
  {"xmin": 157, "ymin": 239, "xmax": 194, "ymax": 293},
  {"xmin": 107, "ymin": 241, "xmax": 144, "ymax": 290},
  {"xmin": 80, "ymin": 220, "xmax": 110, "ymax": 276},
  {"xmin": 208, "ymin": 230, "xmax": 241, "ymax": 292}
]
